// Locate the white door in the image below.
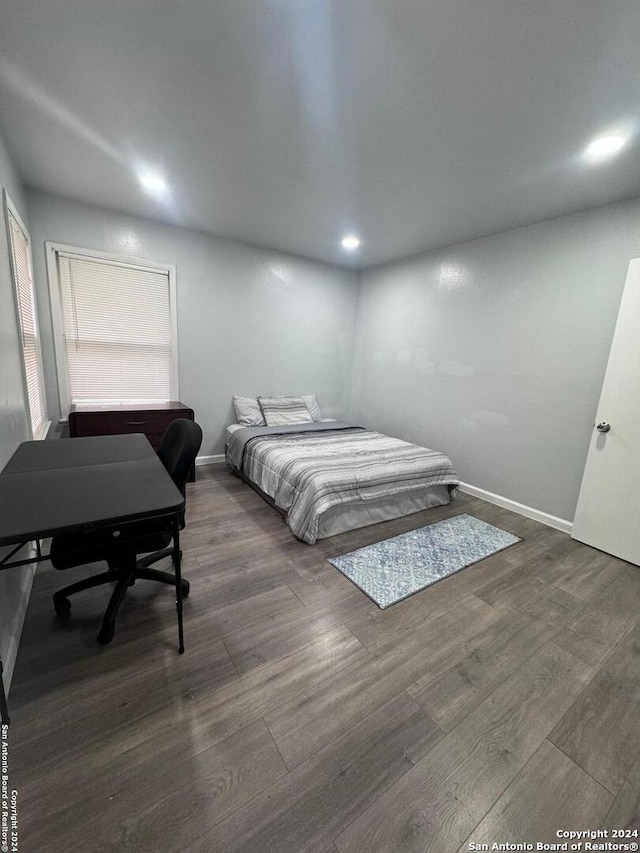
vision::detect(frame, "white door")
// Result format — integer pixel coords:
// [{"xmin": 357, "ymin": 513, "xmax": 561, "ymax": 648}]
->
[{"xmin": 572, "ymin": 258, "xmax": 640, "ymax": 565}]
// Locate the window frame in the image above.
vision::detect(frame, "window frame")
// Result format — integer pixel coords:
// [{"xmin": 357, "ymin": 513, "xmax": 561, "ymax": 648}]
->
[
  {"xmin": 45, "ymin": 241, "xmax": 179, "ymax": 420},
  {"xmin": 3, "ymin": 190, "xmax": 50, "ymax": 441}
]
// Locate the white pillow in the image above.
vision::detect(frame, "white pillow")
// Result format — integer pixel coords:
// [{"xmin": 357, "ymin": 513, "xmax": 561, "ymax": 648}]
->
[
  {"xmin": 258, "ymin": 396, "xmax": 313, "ymax": 426},
  {"xmin": 302, "ymin": 394, "xmax": 322, "ymax": 422},
  {"xmin": 233, "ymin": 396, "xmax": 266, "ymax": 427}
]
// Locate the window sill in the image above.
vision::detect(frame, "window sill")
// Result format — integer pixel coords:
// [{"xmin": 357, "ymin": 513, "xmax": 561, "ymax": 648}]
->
[{"xmin": 34, "ymin": 420, "xmax": 52, "ymax": 441}]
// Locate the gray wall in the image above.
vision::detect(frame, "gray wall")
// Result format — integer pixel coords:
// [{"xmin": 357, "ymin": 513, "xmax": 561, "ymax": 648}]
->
[
  {"xmin": 26, "ymin": 189, "xmax": 359, "ymax": 455},
  {"xmin": 353, "ymin": 197, "xmax": 640, "ymax": 522},
  {"xmin": 0, "ymin": 129, "xmax": 34, "ymax": 690}
]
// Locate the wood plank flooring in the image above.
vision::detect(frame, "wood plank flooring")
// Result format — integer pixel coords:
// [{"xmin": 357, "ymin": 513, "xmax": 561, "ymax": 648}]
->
[{"xmin": 8, "ymin": 466, "xmax": 640, "ymax": 852}]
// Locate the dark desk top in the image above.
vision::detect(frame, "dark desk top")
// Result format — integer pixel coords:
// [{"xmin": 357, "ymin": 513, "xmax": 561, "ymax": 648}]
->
[
  {"xmin": 3, "ymin": 433, "xmax": 154, "ymax": 473},
  {"xmin": 0, "ymin": 435, "xmax": 184, "ymax": 546}
]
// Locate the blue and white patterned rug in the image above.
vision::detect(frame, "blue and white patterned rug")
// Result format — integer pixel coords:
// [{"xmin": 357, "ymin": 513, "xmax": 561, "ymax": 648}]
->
[{"xmin": 329, "ymin": 513, "xmax": 521, "ymax": 609}]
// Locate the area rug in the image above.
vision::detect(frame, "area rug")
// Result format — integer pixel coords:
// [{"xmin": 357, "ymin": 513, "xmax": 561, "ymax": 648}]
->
[{"xmin": 328, "ymin": 513, "xmax": 521, "ymax": 608}]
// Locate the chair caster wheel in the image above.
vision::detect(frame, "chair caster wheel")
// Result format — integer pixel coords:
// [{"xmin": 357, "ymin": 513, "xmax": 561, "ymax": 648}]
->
[
  {"xmin": 181, "ymin": 580, "xmax": 190, "ymax": 598},
  {"xmin": 54, "ymin": 596, "xmax": 71, "ymax": 614},
  {"xmin": 97, "ymin": 625, "xmax": 115, "ymax": 645}
]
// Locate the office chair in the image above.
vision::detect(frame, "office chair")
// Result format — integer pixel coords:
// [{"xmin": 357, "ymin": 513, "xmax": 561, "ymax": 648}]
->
[{"xmin": 51, "ymin": 419, "xmax": 203, "ymax": 646}]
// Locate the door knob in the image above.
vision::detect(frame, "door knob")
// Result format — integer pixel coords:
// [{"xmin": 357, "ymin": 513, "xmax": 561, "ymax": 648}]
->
[{"xmin": 596, "ymin": 422, "xmax": 611, "ymax": 433}]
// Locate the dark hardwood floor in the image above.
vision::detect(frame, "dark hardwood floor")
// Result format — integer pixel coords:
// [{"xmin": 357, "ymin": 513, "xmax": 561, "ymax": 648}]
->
[{"xmin": 9, "ymin": 467, "xmax": 640, "ymax": 852}]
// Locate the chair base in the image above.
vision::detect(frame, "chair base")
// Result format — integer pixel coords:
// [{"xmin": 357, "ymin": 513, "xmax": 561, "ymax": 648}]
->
[{"xmin": 53, "ymin": 549, "xmax": 189, "ymax": 646}]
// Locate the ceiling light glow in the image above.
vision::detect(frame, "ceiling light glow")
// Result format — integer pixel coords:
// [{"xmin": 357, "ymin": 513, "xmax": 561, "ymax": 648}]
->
[
  {"xmin": 583, "ymin": 134, "xmax": 627, "ymax": 163},
  {"xmin": 341, "ymin": 234, "xmax": 361, "ymax": 251},
  {"xmin": 138, "ymin": 172, "xmax": 168, "ymax": 193}
]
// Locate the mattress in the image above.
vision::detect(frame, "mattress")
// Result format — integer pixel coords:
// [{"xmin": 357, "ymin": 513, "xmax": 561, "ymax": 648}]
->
[
  {"xmin": 226, "ymin": 421, "xmax": 458, "ymax": 544},
  {"xmin": 225, "ymin": 417, "xmax": 336, "ymax": 442}
]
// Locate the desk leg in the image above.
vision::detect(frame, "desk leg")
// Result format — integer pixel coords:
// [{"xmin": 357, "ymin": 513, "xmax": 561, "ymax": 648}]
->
[
  {"xmin": 173, "ymin": 517, "xmax": 185, "ymax": 654},
  {"xmin": 0, "ymin": 659, "xmax": 10, "ymax": 725}
]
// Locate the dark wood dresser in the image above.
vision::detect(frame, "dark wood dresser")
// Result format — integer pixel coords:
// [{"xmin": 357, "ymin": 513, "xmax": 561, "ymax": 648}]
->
[{"xmin": 68, "ymin": 401, "xmax": 196, "ymax": 480}]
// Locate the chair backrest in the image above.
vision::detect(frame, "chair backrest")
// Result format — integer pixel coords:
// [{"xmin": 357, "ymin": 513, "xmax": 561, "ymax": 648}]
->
[{"xmin": 157, "ymin": 419, "xmax": 203, "ymax": 496}]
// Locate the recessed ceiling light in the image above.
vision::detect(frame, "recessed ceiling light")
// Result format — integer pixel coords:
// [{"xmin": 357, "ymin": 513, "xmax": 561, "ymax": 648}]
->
[
  {"xmin": 138, "ymin": 172, "xmax": 168, "ymax": 193},
  {"xmin": 341, "ymin": 234, "xmax": 361, "ymax": 251},
  {"xmin": 583, "ymin": 134, "xmax": 627, "ymax": 163}
]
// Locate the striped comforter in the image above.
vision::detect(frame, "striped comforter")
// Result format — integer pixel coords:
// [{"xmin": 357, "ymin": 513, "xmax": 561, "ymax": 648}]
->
[{"xmin": 229, "ymin": 423, "xmax": 458, "ymax": 544}]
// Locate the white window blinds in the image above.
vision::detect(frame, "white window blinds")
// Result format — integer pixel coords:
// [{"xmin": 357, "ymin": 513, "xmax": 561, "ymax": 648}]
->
[
  {"xmin": 6, "ymin": 207, "xmax": 48, "ymax": 439},
  {"xmin": 55, "ymin": 253, "xmax": 175, "ymax": 405}
]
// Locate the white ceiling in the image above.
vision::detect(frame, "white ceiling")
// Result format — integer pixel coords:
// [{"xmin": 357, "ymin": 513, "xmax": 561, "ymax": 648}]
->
[{"xmin": 1, "ymin": 0, "xmax": 639, "ymax": 268}]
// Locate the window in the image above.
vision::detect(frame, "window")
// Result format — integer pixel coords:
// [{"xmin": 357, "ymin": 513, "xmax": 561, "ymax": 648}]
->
[
  {"xmin": 4, "ymin": 192, "xmax": 49, "ymax": 440},
  {"xmin": 47, "ymin": 244, "xmax": 178, "ymax": 416}
]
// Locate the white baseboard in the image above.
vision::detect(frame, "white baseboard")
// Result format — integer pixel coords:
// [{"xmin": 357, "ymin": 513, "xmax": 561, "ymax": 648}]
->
[
  {"xmin": 457, "ymin": 481, "xmax": 573, "ymax": 535},
  {"xmin": 195, "ymin": 453, "xmax": 226, "ymax": 467},
  {"xmin": 1, "ymin": 550, "xmax": 36, "ymax": 694},
  {"xmin": 4, "ymin": 567, "xmax": 35, "ymax": 691}
]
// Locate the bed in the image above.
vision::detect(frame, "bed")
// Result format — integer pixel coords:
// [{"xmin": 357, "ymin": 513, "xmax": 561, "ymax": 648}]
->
[{"xmin": 225, "ymin": 417, "xmax": 459, "ymax": 544}]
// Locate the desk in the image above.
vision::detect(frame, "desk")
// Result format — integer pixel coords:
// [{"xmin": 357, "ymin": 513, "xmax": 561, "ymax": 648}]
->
[{"xmin": 0, "ymin": 434, "xmax": 186, "ymax": 724}]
